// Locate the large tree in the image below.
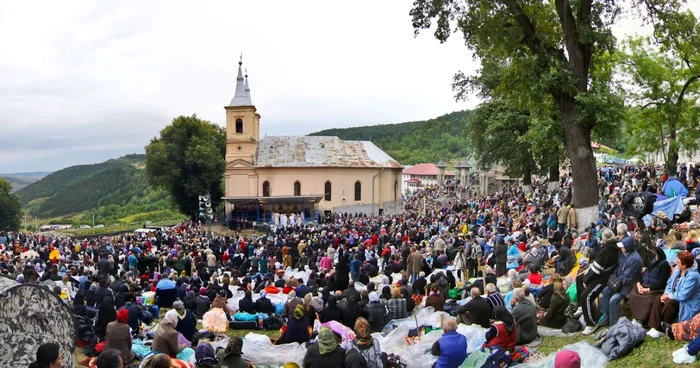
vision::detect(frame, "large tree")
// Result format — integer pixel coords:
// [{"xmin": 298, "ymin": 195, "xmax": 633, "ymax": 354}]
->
[
  {"xmin": 410, "ymin": 0, "xmax": 629, "ymax": 227},
  {"xmin": 0, "ymin": 178, "xmax": 22, "ymax": 232},
  {"xmin": 145, "ymin": 115, "xmax": 226, "ymax": 219},
  {"xmin": 621, "ymin": 15, "xmax": 700, "ymax": 176}
]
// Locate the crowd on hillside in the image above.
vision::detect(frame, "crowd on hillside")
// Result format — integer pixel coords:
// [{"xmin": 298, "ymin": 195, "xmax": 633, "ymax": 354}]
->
[{"xmin": 2, "ymin": 162, "xmax": 700, "ymax": 367}]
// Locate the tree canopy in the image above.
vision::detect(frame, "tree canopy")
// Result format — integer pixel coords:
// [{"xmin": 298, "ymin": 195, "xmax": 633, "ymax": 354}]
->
[
  {"xmin": 145, "ymin": 115, "xmax": 226, "ymax": 219},
  {"xmin": 620, "ymin": 8, "xmax": 700, "ymax": 176},
  {"xmin": 0, "ymin": 178, "xmax": 22, "ymax": 232},
  {"xmin": 410, "ymin": 0, "xmax": 641, "ymax": 222}
]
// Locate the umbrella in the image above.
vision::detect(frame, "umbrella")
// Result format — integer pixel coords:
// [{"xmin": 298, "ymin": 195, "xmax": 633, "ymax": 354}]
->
[{"xmin": 20, "ymin": 250, "xmax": 39, "ymax": 260}]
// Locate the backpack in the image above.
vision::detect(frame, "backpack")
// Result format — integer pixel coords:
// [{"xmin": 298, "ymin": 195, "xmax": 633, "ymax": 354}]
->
[
  {"xmin": 195, "ymin": 342, "xmax": 218, "ymax": 366},
  {"xmin": 470, "ymin": 243, "xmax": 483, "ymax": 260},
  {"xmin": 482, "ymin": 347, "xmax": 514, "ymax": 368}
]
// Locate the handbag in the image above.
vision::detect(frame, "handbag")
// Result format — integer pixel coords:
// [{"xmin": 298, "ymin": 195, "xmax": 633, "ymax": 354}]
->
[{"xmin": 607, "ymin": 273, "xmax": 622, "ymax": 293}]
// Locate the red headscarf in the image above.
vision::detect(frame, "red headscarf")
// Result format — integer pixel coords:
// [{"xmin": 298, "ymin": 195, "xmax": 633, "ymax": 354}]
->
[{"xmin": 117, "ymin": 308, "xmax": 129, "ymax": 323}]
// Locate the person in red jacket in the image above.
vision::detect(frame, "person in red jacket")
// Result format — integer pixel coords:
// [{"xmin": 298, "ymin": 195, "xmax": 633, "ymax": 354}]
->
[{"xmin": 484, "ymin": 306, "xmax": 518, "ymax": 352}]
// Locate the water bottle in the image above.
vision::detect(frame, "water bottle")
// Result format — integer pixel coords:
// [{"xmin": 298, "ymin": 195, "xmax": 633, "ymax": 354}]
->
[{"xmin": 258, "ymin": 315, "xmax": 263, "ymax": 330}]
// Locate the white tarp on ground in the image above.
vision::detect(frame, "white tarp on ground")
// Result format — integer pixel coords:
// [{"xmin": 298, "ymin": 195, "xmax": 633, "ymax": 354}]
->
[
  {"xmin": 241, "ymin": 332, "xmax": 307, "ymax": 367},
  {"xmin": 517, "ymin": 341, "xmax": 609, "ymax": 367}
]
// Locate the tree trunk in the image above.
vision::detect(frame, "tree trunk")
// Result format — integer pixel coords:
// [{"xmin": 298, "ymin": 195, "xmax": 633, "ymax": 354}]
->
[
  {"xmin": 523, "ymin": 164, "xmax": 532, "ymax": 186},
  {"xmin": 560, "ymin": 96, "xmax": 599, "ymax": 230},
  {"xmin": 665, "ymin": 132, "xmax": 679, "ymax": 178},
  {"xmin": 548, "ymin": 164, "xmax": 560, "ymax": 192}
]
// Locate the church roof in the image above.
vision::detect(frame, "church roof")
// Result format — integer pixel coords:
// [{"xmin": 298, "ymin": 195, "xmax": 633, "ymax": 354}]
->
[
  {"xmin": 229, "ymin": 57, "xmax": 253, "ymax": 107},
  {"xmin": 403, "ymin": 163, "xmax": 454, "ymax": 176},
  {"xmin": 256, "ymin": 136, "xmax": 403, "ymax": 169}
]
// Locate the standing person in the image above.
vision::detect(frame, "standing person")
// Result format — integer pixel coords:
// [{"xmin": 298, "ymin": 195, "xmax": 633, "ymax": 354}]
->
[
  {"xmin": 599, "ymin": 236, "xmax": 643, "ymax": 328},
  {"xmin": 465, "ymin": 235, "xmax": 480, "ymax": 281},
  {"xmin": 578, "ymin": 228, "xmax": 620, "ymax": 335},
  {"xmin": 557, "ymin": 204, "xmax": 570, "ymax": 235},
  {"xmin": 406, "ymin": 247, "xmax": 423, "ymax": 284},
  {"xmin": 493, "ymin": 239, "xmax": 508, "ymax": 277},
  {"xmin": 350, "ymin": 254, "xmax": 361, "ymax": 283}
]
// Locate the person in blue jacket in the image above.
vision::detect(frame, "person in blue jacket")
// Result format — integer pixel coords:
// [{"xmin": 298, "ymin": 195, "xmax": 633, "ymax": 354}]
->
[
  {"xmin": 646, "ymin": 251, "xmax": 700, "ymax": 338},
  {"xmin": 599, "ymin": 233, "xmax": 643, "ymax": 327},
  {"xmin": 431, "ymin": 318, "xmax": 467, "ymax": 368}
]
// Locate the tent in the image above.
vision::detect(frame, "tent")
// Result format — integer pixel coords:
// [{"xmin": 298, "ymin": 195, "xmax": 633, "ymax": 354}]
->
[
  {"xmin": 643, "ymin": 196, "xmax": 686, "ymax": 227},
  {"xmin": 0, "ymin": 275, "xmax": 75, "ymax": 368},
  {"xmin": 662, "ymin": 178, "xmax": 689, "ymax": 198}
]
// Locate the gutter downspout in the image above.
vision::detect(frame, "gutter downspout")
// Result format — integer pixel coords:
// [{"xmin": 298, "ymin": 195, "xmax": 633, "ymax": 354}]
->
[{"xmin": 372, "ymin": 168, "xmax": 385, "ymax": 215}]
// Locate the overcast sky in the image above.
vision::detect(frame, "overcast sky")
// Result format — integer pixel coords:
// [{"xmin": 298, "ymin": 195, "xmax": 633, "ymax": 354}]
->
[{"xmin": 1, "ymin": 1, "xmax": 696, "ymax": 173}]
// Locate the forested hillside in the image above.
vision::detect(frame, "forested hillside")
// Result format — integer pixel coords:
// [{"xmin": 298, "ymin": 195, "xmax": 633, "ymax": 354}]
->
[
  {"xmin": 18, "ymin": 154, "xmax": 182, "ymax": 224},
  {"xmin": 309, "ymin": 110, "xmax": 473, "ymax": 164}
]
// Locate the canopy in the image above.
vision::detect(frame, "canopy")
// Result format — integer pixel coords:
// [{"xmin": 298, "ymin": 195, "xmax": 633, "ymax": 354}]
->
[
  {"xmin": 0, "ymin": 275, "xmax": 75, "ymax": 367},
  {"xmin": 643, "ymin": 196, "xmax": 686, "ymax": 227}
]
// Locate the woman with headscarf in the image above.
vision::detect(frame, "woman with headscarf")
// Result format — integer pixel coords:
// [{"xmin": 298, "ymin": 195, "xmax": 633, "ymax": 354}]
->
[
  {"xmin": 173, "ymin": 300, "xmax": 197, "ymax": 342},
  {"xmin": 215, "ymin": 336, "xmax": 251, "ymax": 368},
  {"xmin": 302, "ymin": 326, "xmax": 345, "ymax": 368},
  {"xmin": 151, "ymin": 309, "xmax": 195, "ymax": 361},
  {"xmin": 277, "ymin": 305, "xmax": 311, "ymax": 345},
  {"xmin": 628, "ymin": 246, "xmax": 671, "ymax": 325},
  {"xmin": 484, "ymin": 306, "xmax": 518, "ymax": 352},
  {"xmin": 72, "ymin": 291, "xmax": 87, "ymax": 317},
  {"xmin": 95, "ymin": 295, "xmax": 117, "ymax": 340},
  {"xmin": 303, "ymin": 293, "xmax": 317, "ymax": 328},
  {"xmin": 364, "ymin": 291, "xmax": 387, "ymax": 333},
  {"xmin": 114, "ymin": 283, "xmax": 133, "ymax": 310},
  {"xmin": 104, "ymin": 308, "xmax": 134, "ymax": 364},
  {"xmin": 341, "ymin": 317, "xmax": 383, "ymax": 368},
  {"xmin": 538, "ymin": 282, "xmax": 569, "ymax": 328}
]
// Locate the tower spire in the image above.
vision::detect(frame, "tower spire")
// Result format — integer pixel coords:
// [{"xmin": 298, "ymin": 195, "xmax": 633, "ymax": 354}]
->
[{"xmin": 229, "ymin": 54, "xmax": 252, "ymax": 106}]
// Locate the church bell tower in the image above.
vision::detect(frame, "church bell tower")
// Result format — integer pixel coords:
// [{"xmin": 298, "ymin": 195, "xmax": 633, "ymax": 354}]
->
[{"xmin": 224, "ymin": 55, "xmax": 260, "ymax": 199}]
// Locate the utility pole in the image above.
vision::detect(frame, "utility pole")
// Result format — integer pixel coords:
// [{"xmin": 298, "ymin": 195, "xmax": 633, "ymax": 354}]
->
[
  {"xmin": 91, "ymin": 211, "xmax": 95, "ymax": 234},
  {"xmin": 35, "ymin": 217, "xmax": 38, "ymax": 233},
  {"xmin": 24, "ymin": 215, "xmax": 27, "ymax": 231}
]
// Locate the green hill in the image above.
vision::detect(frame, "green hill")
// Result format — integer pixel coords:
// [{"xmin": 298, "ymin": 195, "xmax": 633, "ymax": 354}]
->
[
  {"xmin": 309, "ymin": 110, "xmax": 473, "ymax": 165},
  {"xmin": 17, "ymin": 154, "xmax": 183, "ymax": 225}
]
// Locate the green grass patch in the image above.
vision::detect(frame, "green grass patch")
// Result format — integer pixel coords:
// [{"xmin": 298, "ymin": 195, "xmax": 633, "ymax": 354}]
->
[{"xmin": 538, "ymin": 333, "xmax": 687, "ymax": 367}]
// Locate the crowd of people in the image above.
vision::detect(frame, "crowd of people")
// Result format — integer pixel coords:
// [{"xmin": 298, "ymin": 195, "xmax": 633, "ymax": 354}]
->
[{"xmin": 3, "ymin": 162, "xmax": 700, "ymax": 367}]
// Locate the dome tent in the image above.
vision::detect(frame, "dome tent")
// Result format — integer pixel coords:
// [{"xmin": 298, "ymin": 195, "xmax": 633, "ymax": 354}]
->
[{"xmin": 0, "ymin": 275, "xmax": 75, "ymax": 368}]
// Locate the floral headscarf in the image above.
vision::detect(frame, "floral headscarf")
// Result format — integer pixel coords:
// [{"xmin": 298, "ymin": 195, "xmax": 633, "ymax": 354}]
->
[{"xmin": 353, "ymin": 317, "xmax": 372, "ymax": 349}]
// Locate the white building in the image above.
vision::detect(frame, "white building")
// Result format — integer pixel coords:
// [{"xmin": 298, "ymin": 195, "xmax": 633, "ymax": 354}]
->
[{"xmin": 402, "ymin": 163, "xmax": 454, "ymax": 194}]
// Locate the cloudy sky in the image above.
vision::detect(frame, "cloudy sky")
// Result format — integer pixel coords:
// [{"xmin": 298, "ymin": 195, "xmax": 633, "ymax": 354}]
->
[{"xmin": 0, "ymin": 1, "xmax": 694, "ymax": 173}]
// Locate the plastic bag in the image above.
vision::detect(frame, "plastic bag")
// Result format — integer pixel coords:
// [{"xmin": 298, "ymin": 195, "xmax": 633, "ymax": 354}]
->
[
  {"xmin": 241, "ymin": 339, "xmax": 306, "ymax": 366},
  {"xmin": 456, "ymin": 324, "xmax": 486, "ymax": 354}
]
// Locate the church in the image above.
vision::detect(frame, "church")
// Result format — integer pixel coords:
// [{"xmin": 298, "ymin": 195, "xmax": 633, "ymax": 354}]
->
[{"xmin": 222, "ymin": 58, "xmax": 403, "ymax": 224}]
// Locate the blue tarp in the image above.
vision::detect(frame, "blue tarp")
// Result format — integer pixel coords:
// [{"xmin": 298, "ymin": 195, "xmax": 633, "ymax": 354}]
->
[
  {"xmin": 662, "ymin": 178, "xmax": 689, "ymax": 198},
  {"xmin": 643, "ymin": 196, "xmax": 685, "ymax": 226}
]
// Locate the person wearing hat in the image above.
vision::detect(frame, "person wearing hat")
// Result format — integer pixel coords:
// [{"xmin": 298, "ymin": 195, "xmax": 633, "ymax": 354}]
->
[
  {"xmin": 173, "ymin": 300, "xmax": 197, "ymax": 342},
  {"xmin": 554, "ymin": 349, "xmax": 581, "ymax": 368},
  {"xmin": 598, "ymin": 225, "xmax": 643, "ymax": 328},
  {"xmin": 104, "ymin": 308, "xmax": 134, "ymax": 364}
]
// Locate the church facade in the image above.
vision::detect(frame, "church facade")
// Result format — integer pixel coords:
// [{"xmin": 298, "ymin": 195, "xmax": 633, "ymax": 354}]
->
[{"xmin": 222, "ymin": 59, "xmax": 403, "ymax": 223}]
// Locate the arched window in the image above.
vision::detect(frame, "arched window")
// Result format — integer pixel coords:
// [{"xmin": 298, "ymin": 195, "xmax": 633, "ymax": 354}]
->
[
  {"xmin": 235, "ymin": 118, "xmax": 243, "ymax": 133},
  {"xmin": 294, "ymin": 181, "xmax": 301, "ymax": 196},
  {"xmin": 324, "ymin": 181, "xmax": 332, "ymax": 201},
  {"xmin": 354, "ymin": 181, "xmax": 362, "ymax": 201},
  {"xmin": 262, "ymin": 181, "xmax": 270, "ymax": 197},
  {"xmin": 394, "ymin": 180, "xmax": 398, "ymax": 200}
]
